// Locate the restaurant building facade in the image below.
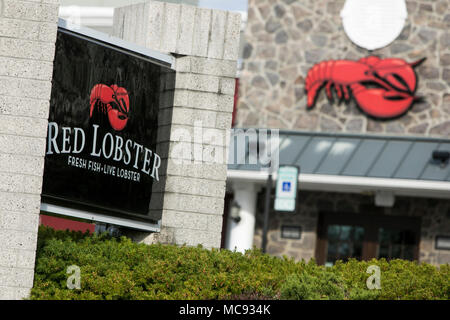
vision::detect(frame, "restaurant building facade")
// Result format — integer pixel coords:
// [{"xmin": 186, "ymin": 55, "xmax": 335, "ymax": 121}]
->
[{"xmin": 224, "ymin": 0, "xmax": 450, "ymax": 266}]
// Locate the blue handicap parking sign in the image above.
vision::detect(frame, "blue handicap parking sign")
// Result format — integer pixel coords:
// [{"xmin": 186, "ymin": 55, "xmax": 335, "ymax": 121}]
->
[{"xmin": 275, "ymin": 166, "xmax": 299, "ymax": 212}]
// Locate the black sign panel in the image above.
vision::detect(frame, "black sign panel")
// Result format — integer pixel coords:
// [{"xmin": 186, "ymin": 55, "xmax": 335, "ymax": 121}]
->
[{"xmin": 42, "ymin": 29, "xmax": 175, "ymax": 220}]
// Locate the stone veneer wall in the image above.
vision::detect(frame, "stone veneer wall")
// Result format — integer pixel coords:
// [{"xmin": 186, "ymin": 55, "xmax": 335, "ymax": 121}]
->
[
  {"xmin": 252, "ymin": 191, "xmax": 450, "ymax": 265},
  {"xmin": 0, "ymin": 0, "xmax": 59, "ymax": 299},
  {"xmin": 237, "ymin": 0, "xmax": 450, "ymax": 137}
]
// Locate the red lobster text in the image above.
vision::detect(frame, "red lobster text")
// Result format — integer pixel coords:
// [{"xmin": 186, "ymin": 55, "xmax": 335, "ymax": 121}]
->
[{"xmin": 305, "ymin": 56, "xmax": 425, "ymax": 119}]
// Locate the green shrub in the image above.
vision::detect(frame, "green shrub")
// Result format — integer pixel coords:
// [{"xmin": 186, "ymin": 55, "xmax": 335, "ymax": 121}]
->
[
  {"xmin": 280, "ymin": 270, "xmax": 345, "ymax": 300},
  {"xmin": 30, "ymin": 226, "xmax": 449, "ymax": 300},
  {"xmin": 333, "ymin": 259, "xmax": 450, "ymax": 300}
]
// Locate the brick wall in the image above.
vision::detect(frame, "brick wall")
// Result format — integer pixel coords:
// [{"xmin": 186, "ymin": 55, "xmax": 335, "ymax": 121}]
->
[{"xmin": 0, "ymin": 0, "xmax": 59, "ymax": 300}]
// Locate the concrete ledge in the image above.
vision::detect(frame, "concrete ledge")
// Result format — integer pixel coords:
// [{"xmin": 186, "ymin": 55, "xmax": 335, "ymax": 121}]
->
[
  {"xmin": 0, "ymin": 173, "xmax": 43, "ymax": 194},
  {"xmin": 163, "ymin": 193, "xmax": 226, "ymax": 215},
  {"xmin": 0, "ymin": 96, "xmax": 50, "ymax": 119},
  {"xmin": 0, "ymin": 135, "xmax": 46, "ymax": 156},
  {"xmin": 0, "ymin": 115, "xmax": 49, "ymax": 137},
  {"xmin": 2, "ymin": 0, "xmax": 59, "ymax": 23}
]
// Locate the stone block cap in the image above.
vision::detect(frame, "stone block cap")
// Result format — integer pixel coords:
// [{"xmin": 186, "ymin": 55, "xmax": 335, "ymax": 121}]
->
[{"xmin": 113, "ymin": 1, "xmax": 241, "ymax": 61}]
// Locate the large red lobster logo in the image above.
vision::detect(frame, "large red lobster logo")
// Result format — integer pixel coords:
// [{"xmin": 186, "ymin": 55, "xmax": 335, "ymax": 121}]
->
[
  {"xmin": 305, "ymin": 56, "xmax": 426, "ymax": 119},
  {"xmin": 90, "ymin": 84, "xmax": 130, "ymax": 131}
]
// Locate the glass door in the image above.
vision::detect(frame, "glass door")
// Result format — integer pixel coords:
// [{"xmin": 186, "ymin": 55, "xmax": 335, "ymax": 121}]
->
[
  {"xmin": 325, "ymin": 225, "xmax": 365, "ymax": 266},
  {"xmin": 377, "ymin": 228, "xmax": 417, "ymax": 260},
  {"xmin": 316, "ymin": 212, "xmax": 420, "ymax": 265}
]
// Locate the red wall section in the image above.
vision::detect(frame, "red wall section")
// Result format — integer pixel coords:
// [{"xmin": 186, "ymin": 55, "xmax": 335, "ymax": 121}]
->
[{"xmin": 40, "ymin": 214, "xmax": 95, "ymax": 233}]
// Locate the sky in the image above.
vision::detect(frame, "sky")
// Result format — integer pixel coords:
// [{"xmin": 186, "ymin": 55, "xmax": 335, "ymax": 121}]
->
[
  {"xmin": 198, "ymin": 0, "xmax": 248, "ymax": 13},
  {"xmin": 60, "ymin": 0, "xmax": 248, "ymax": 12},
  {"xmin": 59, "ymin": 0, "xmax": 249, "ymax": 24}
]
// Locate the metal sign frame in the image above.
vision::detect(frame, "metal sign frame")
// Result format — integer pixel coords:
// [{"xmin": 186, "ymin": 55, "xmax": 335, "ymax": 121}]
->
[
  {"xmin": 281, "ymin": 225, "xmax": 302, "ymax": 240},
  {"xmin": 57, "ymin": 19, "xmax": 175, "ymax": 68},
  {"xmin": 40, "ymin": 19, "xmax": 175, "ymax": 232},
  {"xmin": 435, "ymin": 236, "xmax": 450, "ymax": 251}
]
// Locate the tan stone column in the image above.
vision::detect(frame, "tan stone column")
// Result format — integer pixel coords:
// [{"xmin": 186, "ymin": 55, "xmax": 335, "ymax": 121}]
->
[
  {"xmin": 113, "ymin": 1, "xmax": 241, "ymax": 248},
  {"xmin": 0, "ymin": 0, "xmax": 59, "ymax": 300}
]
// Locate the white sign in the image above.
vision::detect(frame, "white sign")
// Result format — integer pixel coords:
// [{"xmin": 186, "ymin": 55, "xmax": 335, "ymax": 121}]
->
[
  {"xmin": 436, "ymin": 236, "xmax": 450, "ymax": 250},
  {"xmin": 274, "ymin": 166, "xmax": 299, "ymax": 212},
  {"xmin": 341, "ymin": 0, "xmax": 408, "ymax": 50}
]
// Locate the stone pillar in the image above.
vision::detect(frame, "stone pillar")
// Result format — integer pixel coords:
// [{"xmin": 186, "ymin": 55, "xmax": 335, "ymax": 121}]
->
[
  {"xmin": 113, "ymin": 1, "xmax": 241, "ymax": 249},
  {"xmin": 0, "ymin": 0, "xmax": 59, "ymax": 300},
  {"xmin": 225, "ymin": 183, "xmax": 258, "ymax": 253}
]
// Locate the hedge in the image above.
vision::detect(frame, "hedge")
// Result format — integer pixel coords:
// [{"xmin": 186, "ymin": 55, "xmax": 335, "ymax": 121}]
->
[{"xmin": 30, "ymin": 226, "xmax": 449, "ymax": 300}]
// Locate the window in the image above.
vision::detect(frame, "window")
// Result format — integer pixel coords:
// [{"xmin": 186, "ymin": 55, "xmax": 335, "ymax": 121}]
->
[
  {"xmin": 316, "ymin": 212, "xmax": 420, "ymax": 265},
  {"xmin": 378, "ymin": 228, "xmax": 416, "ymax": 260},
  {"xmin": 326, "ymin": 225, "xmax": 364, "ymax": 266}
]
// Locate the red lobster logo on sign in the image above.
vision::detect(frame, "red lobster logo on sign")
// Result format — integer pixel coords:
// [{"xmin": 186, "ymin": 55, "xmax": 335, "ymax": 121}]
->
[
  {"xmin": 305, "ymin": 56, "xmax": 425, "ymax": 119},
  {"xmin": 90, "ymin": 84, "xmax": 130, "ymax": 131}
]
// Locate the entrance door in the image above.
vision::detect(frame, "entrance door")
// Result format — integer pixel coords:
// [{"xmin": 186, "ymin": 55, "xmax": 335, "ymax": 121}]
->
[{"xmin": 315, "ymin": 212, "xmax": 420, "ymax": 266}]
